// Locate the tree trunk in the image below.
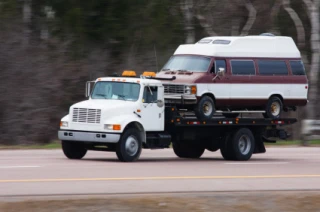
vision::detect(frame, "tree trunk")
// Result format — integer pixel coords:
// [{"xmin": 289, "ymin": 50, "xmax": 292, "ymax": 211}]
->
[
  {"xmin": 23, "ymin": 0, "xmax": 32, "ymax": 46},
  {"xmin": 181, "ymin": 0, "xmax": 195, "ymax": 43},
  {"xmin": 240, "ymin": 0, "xmax": 257, "ymax": 36}
]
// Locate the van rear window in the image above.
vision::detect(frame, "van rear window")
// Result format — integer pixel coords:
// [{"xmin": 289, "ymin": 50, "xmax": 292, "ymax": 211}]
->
[
  {"xmin": 258, "ymin": 60, "xmax": 288, "ymax": 75},
  {"xmin": 290, "ymin": 61, "xmax": 306, "ymax": 75},
  {"xmin": 231, "ymin": 60, "xmax": 255, "ymax": 75}
]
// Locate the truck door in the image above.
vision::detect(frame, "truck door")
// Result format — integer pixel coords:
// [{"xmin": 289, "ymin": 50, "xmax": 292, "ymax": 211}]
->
[{"xmin": 140, "ymin": 85, "xmax": 165, "ymax": 131}]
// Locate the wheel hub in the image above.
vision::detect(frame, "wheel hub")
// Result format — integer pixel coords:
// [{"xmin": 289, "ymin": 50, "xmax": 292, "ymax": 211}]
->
[
  {"xmin": 125, "ymin": 136, "xmax": 138, "ymax": 156},
  {"xmin": 238, "ymin": 135, "xmax": 251, "ymax": 155},
  {"xmin": 202, "ymin": 101, "xmax": 213, "ymax": 115},
  {"xmin": 271, "ymin": 102, "xmax": 280, "ymax": 116}
]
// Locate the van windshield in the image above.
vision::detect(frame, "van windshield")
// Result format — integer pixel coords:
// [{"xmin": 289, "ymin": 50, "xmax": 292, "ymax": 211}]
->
[
  {"xmin": 91, "ymin": 81, "xmax": 140, "ymax": 101},
  {"xmin": 161, "ymin": 55, "xmax": 211, "ymax": 72}
]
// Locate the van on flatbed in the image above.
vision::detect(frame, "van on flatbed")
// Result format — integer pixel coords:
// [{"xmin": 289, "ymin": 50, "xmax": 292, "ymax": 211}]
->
[
  {"xmin": 58, "ymin": 71, "xmax": 296, "ymax": 162},
  {"xmin": 157, "ymin": 34, "xmax": 308, "ymax": 121}
]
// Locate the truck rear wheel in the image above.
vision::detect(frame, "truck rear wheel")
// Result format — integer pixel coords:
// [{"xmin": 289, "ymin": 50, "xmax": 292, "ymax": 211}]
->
[
  {"xmin": 173, "ymin": 142, "xmax": 205, "ymax": 158},
  {"xmin": 195, "ymin": 96, "xmax": 215, "ymax": 121},
  {"xmin": 220, "ymin": 134, "xmax": 235, "ymax": 160},
  {"xmin": 116, "ymin": 128, "xmax": 142, "ymax": 162},
  {"xmin": 62, "ymin": 140, "xmax": 87, "ymax": 159}
]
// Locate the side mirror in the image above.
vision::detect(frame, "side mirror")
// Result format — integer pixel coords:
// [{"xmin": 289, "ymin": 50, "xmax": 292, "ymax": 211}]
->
[
  {"xmin": 85, "ymin": 81, "xmax": 94, "ymax": 97},
  {"xmin": 217, "ymin": 68, "xmax": 225, "ymax": 76},
  {"xmin": 156, "ymin": 99, "xmax": 164, "ymax": 108},
  {"xmin": 212, "ymin": 68, "xmax": 225, "ymax": 81}
]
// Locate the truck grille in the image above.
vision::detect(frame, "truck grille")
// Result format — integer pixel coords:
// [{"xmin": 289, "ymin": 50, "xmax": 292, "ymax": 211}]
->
[
  {"xmin": 72, "ymin": 108, "xmax": 101, "ymax": 124},
  {"xmin": 163, "ymin": 84, "xmax": 185, "ymax": 94}
]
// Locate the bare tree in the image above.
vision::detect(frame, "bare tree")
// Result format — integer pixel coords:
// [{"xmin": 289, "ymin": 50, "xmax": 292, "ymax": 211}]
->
[
  {"xmin": 240, "ymin": 0, "xmax": 257, "ymax": 36},
  {"xmin": 194, "ymin": 0, "xmax": 218, "ymax": 36},
  {"xmin": 181, "ymin": 0, "xmax": 195, "ymax": 43},
  {"xmin": 282, "ymin": 0, "xmax": 306, "ymax": 48},
  {"xmin": 302, "ymin": 0, "xmax": 320, "ymax": 123}
]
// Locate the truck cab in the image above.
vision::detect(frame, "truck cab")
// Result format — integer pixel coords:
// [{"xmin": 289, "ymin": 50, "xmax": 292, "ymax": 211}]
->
[{"xmin": 59, "ymin": 71, "xmax": 166, "ymax": 162}]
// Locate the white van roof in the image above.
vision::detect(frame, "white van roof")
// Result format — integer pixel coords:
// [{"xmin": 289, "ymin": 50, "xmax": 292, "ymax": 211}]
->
[{"xmin": 174, "ymin": 35, "xmax": 301, "ymax": 58}]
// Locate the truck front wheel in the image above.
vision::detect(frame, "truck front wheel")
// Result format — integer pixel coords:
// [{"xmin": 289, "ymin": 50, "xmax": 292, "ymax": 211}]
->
[
  {"xmin": 62, "ymin": 140, "xmax": 87, "ymax": 159},
  {"xmin": 173, "ymin": 142, "xmax": 205, "ymax": 158},
  {"xmin": 116, "ymin": 128, "xmax": 142, "ymax": 162}
]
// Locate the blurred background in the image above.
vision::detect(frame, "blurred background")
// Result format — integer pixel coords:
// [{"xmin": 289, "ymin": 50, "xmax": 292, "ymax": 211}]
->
[{"xmin": 0, "ymin": 0, "xmax": 319, "ymax": 145}]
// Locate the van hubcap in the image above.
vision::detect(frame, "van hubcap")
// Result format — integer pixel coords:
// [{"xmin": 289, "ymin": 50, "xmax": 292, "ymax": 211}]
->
[
  {"xmin": 238, "ymin": 135, "xmax": 251, "ymax": 155},
  {"xmin": 125, "ymin": 136, "xmax": 139, "ymax": 156},
  {"xmin": 271, "ymin": 102, "xmax": 280, "ymax": 116},
  {"xmin": 203, "ymin": 101, "xmax": 213, "ymax": 116}
]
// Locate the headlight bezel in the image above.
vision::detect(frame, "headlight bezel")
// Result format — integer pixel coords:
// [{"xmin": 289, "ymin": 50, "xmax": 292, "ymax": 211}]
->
[
  {"xmin": 60, "ymin": 121, "xmax": 68, "ymax": 127},
  {"xmin": 185, "ymin": 85, "xmax": 197, "ymax": 95}
]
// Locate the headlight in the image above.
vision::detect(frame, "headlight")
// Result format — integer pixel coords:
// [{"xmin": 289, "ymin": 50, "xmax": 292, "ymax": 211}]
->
[
  {"xmin": 104, "ymin": 124, "xmax": 121, "ymax": 131},
  {"xmin": 185, "ymin": 85, "xmax": 197, "ymax": 95},
  {"xmin": 60, "ymin": 121, "xmax": 68, "ymax": 127}
]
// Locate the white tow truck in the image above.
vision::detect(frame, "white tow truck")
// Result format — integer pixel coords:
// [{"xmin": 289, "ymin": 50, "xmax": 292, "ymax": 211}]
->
[{"xmin": 58, "ymin": 71, "xmax": 296, "ymax": 162}]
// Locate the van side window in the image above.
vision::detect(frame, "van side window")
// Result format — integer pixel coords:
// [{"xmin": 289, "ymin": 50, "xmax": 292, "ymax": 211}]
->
[
  {"xmin": 231, "ymin": 60, "xmax": 255, "ymax": 75},
  {"xmin": 215, "ymin": 60, "xmax": 226, "ymax": 73},
  {"xmin": 258, "ymin": 60, "xmax": 288, "ymax": 75},
  {"xmin": 143, "ymin": 86, "xmax": 158, "ymax": 103},
  {"xmin": 290, "ymin": 61, "xmax": 306, "ymax": 75}
]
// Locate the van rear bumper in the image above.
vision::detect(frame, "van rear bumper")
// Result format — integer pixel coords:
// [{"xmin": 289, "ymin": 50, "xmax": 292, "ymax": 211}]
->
[
  {"xmin": 58, "ymin": 130, "xmax": 120, "ymax": 143},
  {"xmin": 164, "ymin": 94, "xmax": 197, "ymax": 104}
]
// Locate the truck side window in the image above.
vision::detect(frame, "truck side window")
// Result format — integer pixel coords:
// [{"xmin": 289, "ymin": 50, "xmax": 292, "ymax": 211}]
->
[
  {"xmin": 215, "ymin": 60, "xmax": 226, "ymax": 73},
  {"xmin": 143, "ymin": 86, "xmax": 158, "ymax": 103}
]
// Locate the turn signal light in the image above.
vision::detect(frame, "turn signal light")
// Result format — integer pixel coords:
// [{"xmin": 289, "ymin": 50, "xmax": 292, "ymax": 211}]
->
[
  {"xmin": 191, "ymin": 86, "xmax": 197, "ymax": 94},
  {"xmin": 113, "ymin": 125, "xmax": 121, "ymax": 130}
]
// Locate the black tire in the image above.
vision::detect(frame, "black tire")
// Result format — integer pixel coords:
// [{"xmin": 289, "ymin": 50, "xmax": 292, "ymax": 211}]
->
[
  {"xmin": 222, "ymin": 113, "xmax": 239, "ymax": 118},
  {"xmin": 173, "ymin": 142, "xmax": 205, "ymax": 158},
  {"xmin": 116, "ymin": 128, "xmax": 142, "ymax": 162},
  {"xmin": 220, "ymin": 134, "xmax": 235, "ymax": 160},
  {"xmin": 231, "ymin": 128, "xmax": 255, "ymax": 161},
  {"xmin": 195, "ymin": 96, "xmax": 215, "ymax": 121},
  {"xmin": 62, "ymin": 140, "xmax": 87, "ymax": 159},
  {"xmin": 264, "ymin": 96, "xmax": 283, "ymax": 119}
]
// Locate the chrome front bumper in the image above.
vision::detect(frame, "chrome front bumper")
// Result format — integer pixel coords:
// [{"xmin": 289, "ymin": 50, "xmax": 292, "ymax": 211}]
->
[
  {"xmin": 58, "ymin": 130, "xmax": 120, "ymax": 143},
  {"xmin": 164, "ymin": 94, "xmax": 197, "ymax": 104}
]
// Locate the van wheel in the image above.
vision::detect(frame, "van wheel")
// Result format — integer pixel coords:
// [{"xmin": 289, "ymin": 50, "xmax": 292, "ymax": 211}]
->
[
  {"xmin": 264, "ymin": 96, "xmax": 283, "ymax": 119},
  {"xmin": 116, "ymin": 128, "xmax": 142, "ymax": 162},
  {"xmin": 195, "ymin": 96, "xmax": 215, "ymax": 120},
  {"xmin": 62, "ymin": 141, "xmax": 87, "ymax": 159},
  {"xmin": 222, "ymin": 113, "xmax": 239, "ymax": 118}
]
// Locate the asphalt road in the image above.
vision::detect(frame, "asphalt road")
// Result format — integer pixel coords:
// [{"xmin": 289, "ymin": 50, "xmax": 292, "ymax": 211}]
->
[{"xmin": 0, "ymin": 147, "xmax": 320, "ymax": 198}]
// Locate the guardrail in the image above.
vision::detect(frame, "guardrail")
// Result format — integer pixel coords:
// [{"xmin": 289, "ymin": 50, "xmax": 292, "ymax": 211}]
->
[{"xmin": 301, "ymin": 119, "xmax": 320, "ymax": 145}]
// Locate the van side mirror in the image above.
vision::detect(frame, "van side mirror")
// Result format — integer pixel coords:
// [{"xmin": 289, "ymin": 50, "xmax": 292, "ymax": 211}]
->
[
  {"xmin": 212, "ymin": 68, "xmax": 225, "ymax": 81},
  {"xmin": 156, "ymin": 99, "xmax": 164, "ymax": 108},
  {"xmin": 217, "ymin": 68, "xmax": 225, "ymax": 76}
]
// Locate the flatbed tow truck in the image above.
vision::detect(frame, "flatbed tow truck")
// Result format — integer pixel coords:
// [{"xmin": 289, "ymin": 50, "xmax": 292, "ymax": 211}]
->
[{"xmin": 58, "ymin": 71, "xmax": 296, "ymax": 162}]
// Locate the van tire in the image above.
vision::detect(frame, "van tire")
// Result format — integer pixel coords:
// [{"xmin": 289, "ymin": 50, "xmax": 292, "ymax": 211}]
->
[
  {"xmin": 195, "ymin": 96, "xmax": 215, "ymax": 120},
  {"xmin": 62, "ymin": 141, "xmax": 87, "ymax": 159},
  {"xmin": 264, "ymin": 96, "xmax": 283, "ymax": 119},
  {"xmin": 116, "ymin": 128, "xmax": 142, "ymax": 162}
]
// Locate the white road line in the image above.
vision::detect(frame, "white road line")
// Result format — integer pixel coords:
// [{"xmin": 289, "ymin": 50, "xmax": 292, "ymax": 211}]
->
[
  {"xmin": 225, "ymin": 162, "xmax": 289, "ymax": 165},
  {"xmin": 0, "ymin": 166, "xmax": 41, "ymax": 169}
]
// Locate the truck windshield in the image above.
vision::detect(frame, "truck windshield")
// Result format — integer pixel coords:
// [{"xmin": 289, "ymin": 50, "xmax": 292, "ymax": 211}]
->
[
  {"xmin": 161, "ymin": 55, "xmax": 211, "ymax": 72},
  {"xmin": 91, "ymin": 81, "xmax": 140, "ymax": 101}
]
